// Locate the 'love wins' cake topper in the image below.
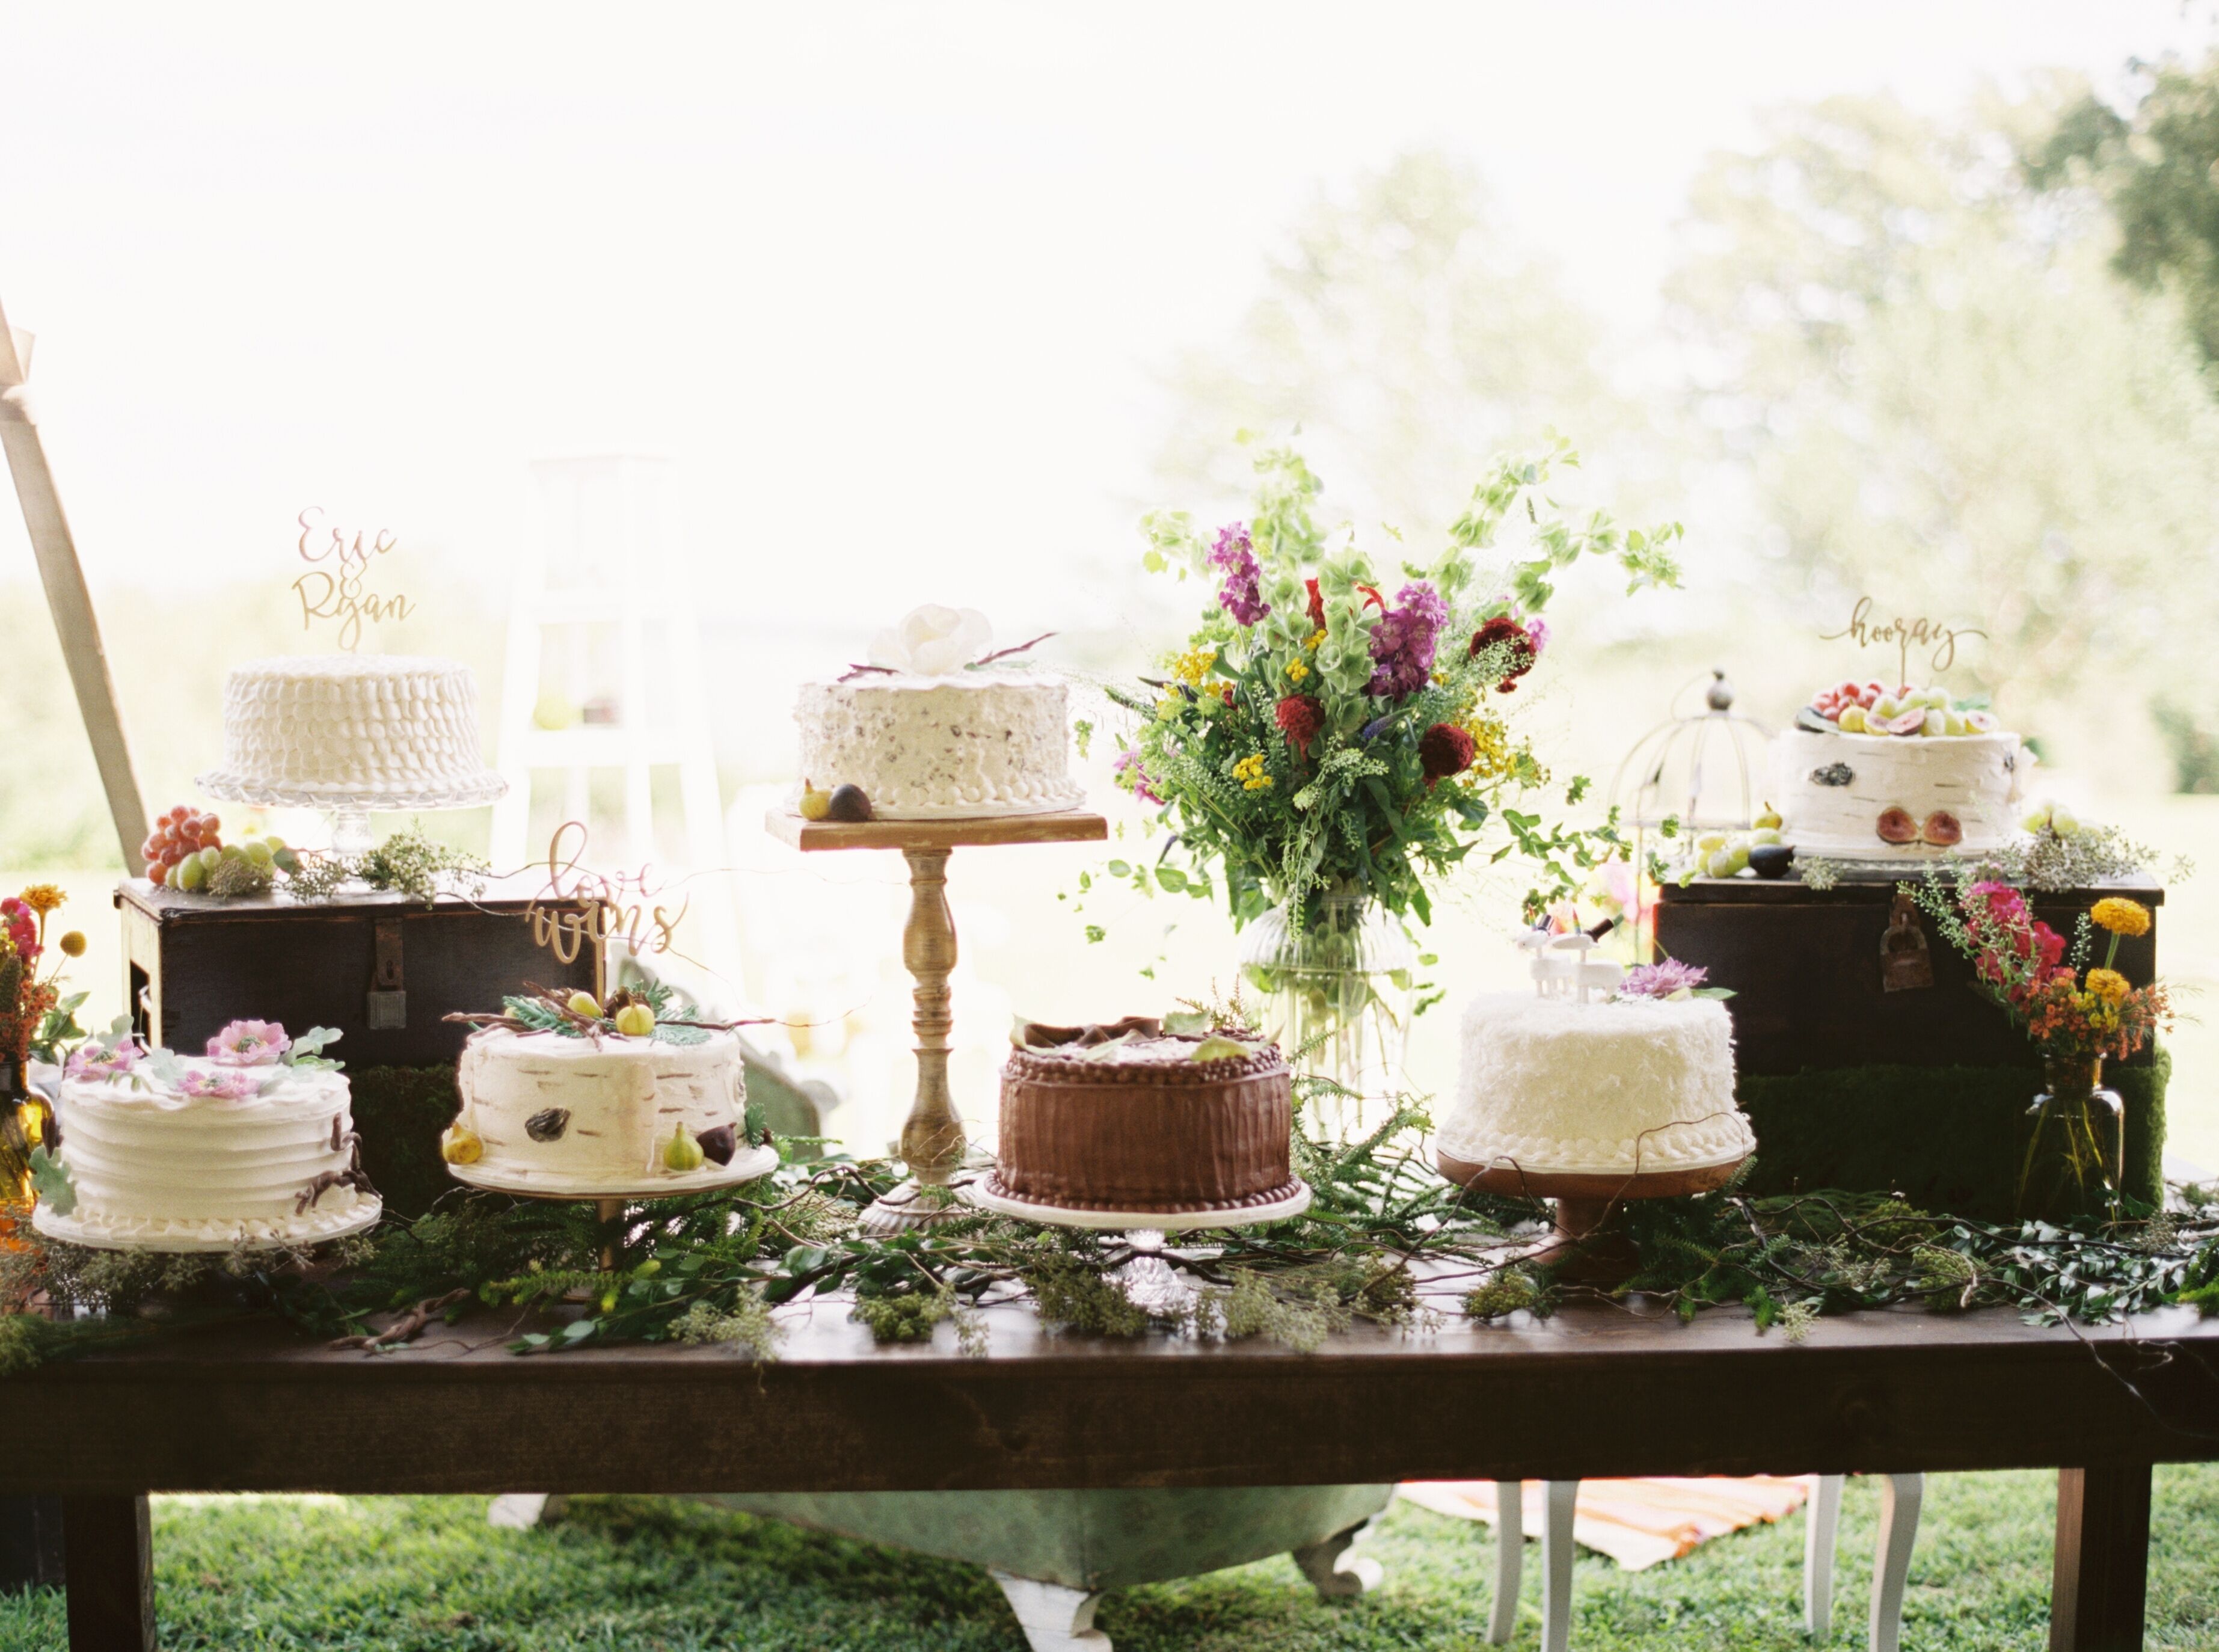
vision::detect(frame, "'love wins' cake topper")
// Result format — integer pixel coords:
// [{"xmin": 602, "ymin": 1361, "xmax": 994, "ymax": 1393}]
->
[
  {"xmin": 293, "ymin": 506, "xmax": 416, "ymax": 651},
  {"xmin": 1819, "ymin": 595, "xmax": 1986, "ymax": 687}
]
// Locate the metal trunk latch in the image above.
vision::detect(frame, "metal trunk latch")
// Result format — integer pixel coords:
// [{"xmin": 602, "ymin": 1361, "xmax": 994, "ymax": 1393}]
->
[
  {"xmin": 367, "ymin": 917, "xmax": 407, "ymax": 1028},
  {"xmin": 1880, "ymin": 889, "xmax": 1935, "ymax": 993}
]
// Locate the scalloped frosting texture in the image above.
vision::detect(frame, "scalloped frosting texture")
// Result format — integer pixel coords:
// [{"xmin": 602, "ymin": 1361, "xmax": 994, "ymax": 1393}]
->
[
  {"xmin": 456, "ymin": 1027, "xmax": 747, "ymax": 1192},
  {"xmin": 41, "ymin": 1060, "xmax": 376, "ymax": 1245},
  {"xmin": 1437, "ymin": 993, "xmax": 1754, "ymax": 1176},
  {"xmin": 200, "ymin": 654, "xmax": 502, "ymax": 801},
  {"xmin": 1773, "ymin": 727, "xmax": 2022, "ymax": 859},
  {"xmin": 793, "ymin": 672, "xmax": 1082, "ymax": 818}
]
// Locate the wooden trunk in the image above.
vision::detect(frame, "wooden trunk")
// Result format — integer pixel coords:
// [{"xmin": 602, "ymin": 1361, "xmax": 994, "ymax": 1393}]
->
[{"xmin": 116, "ymin": 877, "xmax": 604, "ymax": 1067}]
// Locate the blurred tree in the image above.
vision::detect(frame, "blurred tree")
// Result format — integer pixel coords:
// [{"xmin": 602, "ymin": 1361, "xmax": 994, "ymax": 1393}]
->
[
  {"xmin": 1154, "ymin": 150, "xmax": 1650, "ymax": 539},
  {"xmin": 1668, "ymin": 93, "xmax": 2219, "ymax": 783}
]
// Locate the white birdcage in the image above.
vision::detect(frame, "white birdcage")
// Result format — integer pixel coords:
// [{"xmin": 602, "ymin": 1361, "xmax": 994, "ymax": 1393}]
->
[{"xmin": 1606, "ymin": 669, "xmax": 1773, "ymax": 954}]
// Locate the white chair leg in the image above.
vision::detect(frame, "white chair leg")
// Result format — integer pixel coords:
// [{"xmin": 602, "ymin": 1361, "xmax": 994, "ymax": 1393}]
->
[
  {"xmin": 1292, "ymin": 1517, "xmax": 1384, "ymax": 1599},
  {"xmin": 1805, "ymin": 1474, "xmax": 1843, "ymax": 1638},
  {"xmin": 1867, "ymin": 1473, "xmax": 1922, "ymax": 1652},
  {"xmin": 1487, "ymin": 1481, "xmax": 1523, "ymax": 1644},
  {"xmin": 1541, "ymin": 1480, "xmax": 1578, "ymax": 1652},
  {"xmin": 990, "ymin": 1571, "xmax": 1111, "ymax": 1652},
  {"xmin": 487, "ymin": 1493, "xmax": 565, "ymax": 1530}
]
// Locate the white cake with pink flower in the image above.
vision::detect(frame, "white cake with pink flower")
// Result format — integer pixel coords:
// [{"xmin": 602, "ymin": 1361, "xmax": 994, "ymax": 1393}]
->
[
  {"xmin": 1773, "ymin": 680, "xmax": 2024, "ymax": 862},
  {"xmin": 32, "ymin": 1019, "xmax": 379, "ymax": 1252}
]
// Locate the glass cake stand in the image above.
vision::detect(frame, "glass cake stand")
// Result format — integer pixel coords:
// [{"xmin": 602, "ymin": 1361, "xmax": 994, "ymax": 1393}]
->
[
  {"xmin": 963, "ymin": 1175, "xmax": 1313, "ymax": 1316},
  {"xmin": 1435, "ymin": 1152, "xmax": 1749, "ymax": 1286},
  {"xmin": 764, "ymin": 807, "xmax": 1108, "ymax": 1235}
]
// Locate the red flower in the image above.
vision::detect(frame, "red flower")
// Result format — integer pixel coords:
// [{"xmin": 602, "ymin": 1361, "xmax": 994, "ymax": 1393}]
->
[
  {"xmin": 1470, "ymin": 615, "xmax": 1538, "ymax": 693},
  {"xmin": 1419, "ymin": 722, "xmax": 1476, "ymax": 787},
  {"xmin": 2033, "ymin": 921, "xmax": 2066, "ymax": 972},
  {"xmin": 1306, "ymin": 577, "xmax": 1326, "ymax": 630},
  {"xmin": 1355, "ymin": 583, "xmax": 1387, "ymax": 612},
  {"xmin": 1275, "ymin": 694, "xmax": 1325, "ymax": 757}
]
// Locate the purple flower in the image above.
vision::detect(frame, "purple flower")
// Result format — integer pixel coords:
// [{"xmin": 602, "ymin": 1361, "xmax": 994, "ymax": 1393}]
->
[
  {"xmin": 65, "ymin": 1040, "xmax": 140, "ymax": 1080},
  {"xmin": 1523, "ymin": 616, "xmax": 1550, "ymax": 657},
  {"xmin": 1209, "ymin": 523, "xmax": 1271, "ymax": 627},
  {"xmin": 208, "ymin": 1019, "xmax": 290, "ymax": 1066},
  {"xmin": 1358, "ymin": 715, "xmax": 1395, "ymax": 742},
  {"xmin": 1114, "ymin": 748, "xmax": 1164, "ymax": 808},
  {"xmin": 180, "ymin": 1067, "xmax": 262, "ymax": 1100},
  {"xmin": 1366, "ymin": 581, "xmax": 1449, "ymax": 698},
  {"xmin": 1618, "ymin": 960, "xmax": 1710, "ymax": 999}
]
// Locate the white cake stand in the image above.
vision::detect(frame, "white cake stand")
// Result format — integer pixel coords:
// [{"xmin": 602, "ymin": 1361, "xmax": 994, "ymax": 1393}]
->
[
  {"xmin": 449, "ymin": 1144, "xmax": 780, "ymax": 1269},
  {"xmin": 31, "ymin": 1194, "xmax": 384, "ymax": 1254},
  {"xmin": 964, "ymin": 1175, "xmax": 1312, "ymax": 1316}
]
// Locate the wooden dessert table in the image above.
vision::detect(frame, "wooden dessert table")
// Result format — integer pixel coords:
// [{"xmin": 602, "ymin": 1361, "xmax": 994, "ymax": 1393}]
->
[{"xmin": 10, "ymin": 1301, "xmax": 2218, "ymax": 1651}]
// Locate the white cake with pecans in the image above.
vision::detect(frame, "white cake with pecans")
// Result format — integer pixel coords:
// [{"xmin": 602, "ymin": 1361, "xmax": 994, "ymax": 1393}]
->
[{"xmin": 793, "ymin": 606, "xmax": 1082, "ymax": 819}]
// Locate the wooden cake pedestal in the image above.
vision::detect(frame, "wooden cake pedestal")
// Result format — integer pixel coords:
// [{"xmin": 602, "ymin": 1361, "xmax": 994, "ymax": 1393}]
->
[
  {"xmin": 766, "ymin": 808, "xmax": 1108, "ymax": 1235},
  {"xmin": 1435, "ymin": 1154, "xmax": 1748, "ymax": 1286}
]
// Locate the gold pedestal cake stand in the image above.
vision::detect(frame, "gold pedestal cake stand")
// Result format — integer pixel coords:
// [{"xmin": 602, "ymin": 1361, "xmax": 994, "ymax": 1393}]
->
[
  {"xmin": 767, "ymin": 808, "xmax": 1108, "ymax": 1235},
  {"xmin": 1435, "ymin": 1153, "xmax": 1749, "ymax": 1286}
]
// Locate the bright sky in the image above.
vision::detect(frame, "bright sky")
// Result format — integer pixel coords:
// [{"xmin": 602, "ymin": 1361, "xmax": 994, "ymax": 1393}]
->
[{"xmin": 1, "ymin": 2, "xmax": 2208, "ymax": 624}]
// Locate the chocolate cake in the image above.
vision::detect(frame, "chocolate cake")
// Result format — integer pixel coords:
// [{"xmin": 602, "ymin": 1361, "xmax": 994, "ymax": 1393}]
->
[{"xmin": 986, "ymin": 1018, "xmax": 1298, "ymax": 1213}]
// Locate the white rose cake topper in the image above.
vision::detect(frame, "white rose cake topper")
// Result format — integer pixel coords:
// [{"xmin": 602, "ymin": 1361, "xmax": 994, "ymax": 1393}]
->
[{"xmin": 794, "ymin": 604, "xmax": 1084, "ymax": 820}]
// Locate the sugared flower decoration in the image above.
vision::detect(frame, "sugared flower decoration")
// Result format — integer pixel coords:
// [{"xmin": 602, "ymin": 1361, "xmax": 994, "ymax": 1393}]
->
[
  {"xmin": 180, "ymin": 1067, "xmax": 263, "ymax": 1100},
  {"xmin": 1275, "ymin": 694, "xmax": 1325, "ymax": 758},
  {"xmin": 1470, "ymin": 614, "xmax": 1539, "ymax": 693},
  {"xmin": 1419, "ymin": 722, "xmax": 1476, "ymax": 787},
  {"xmin": 867, "ymin": 604, "xmax": 993, "ymax": 677},
  {"xmin": 208, "ymin": 1019, "xmax": 290, "ymax": 1066},
  {"xmin": 2091, "ymin": 898, "xmax": 2152, "ymax": 938},
  {"xmin": 2085, "ymin": 967, "xmax": 2131, "ymax": 1004},
  {"xmin": 1366, "ymin": 582, "xmax": 1448, "ymax": 698},
  {"xmin": 1210, "ymin": 524, "xmax": 1271, "ymax": 627},
  {"xmin": 1113, "ymin": 749, "xmax": 1163, "ymax": 808},
  {"xmin": 1619, "ymin": 960, "xmax": 1710, "ymax": 999},
  {"xmin": 65, "ymin": 1040, "xmax": 140, "ymax": 1079}
]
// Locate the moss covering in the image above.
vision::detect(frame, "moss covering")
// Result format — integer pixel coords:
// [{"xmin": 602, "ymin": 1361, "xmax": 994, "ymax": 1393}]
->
[
  {"xmin": 349, "ymin": 1064, "xmax": 461, "ymax": 1221},
  {"xmin": 1739, "ymin": 1046, "xmax": 2168, "ymax": 1220}
]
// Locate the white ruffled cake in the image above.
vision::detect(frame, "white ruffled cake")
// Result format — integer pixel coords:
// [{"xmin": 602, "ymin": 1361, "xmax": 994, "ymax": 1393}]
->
[
  {"xmin": 196, "ymin": 654, "xmax": 506, "ymax": 809},
  {"xmin": 452, "ymin": 1026, "xmax": 758, "ymax": 1194},
  {"xmin": 1437, "ymin": 993, "xmax": 1755, "ymax": 1178},
  {"xmin": 793, "ymin": 606, "xmax": 1082, "ymax": 819},
  {"xmin": 35, "ymin": 1047, "xmax": 379, "ymax": 1252}
]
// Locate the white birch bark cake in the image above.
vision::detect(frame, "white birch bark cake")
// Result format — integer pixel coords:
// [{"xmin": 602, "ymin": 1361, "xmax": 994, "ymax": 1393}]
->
[
  {"xmin": 33, "ymin": 1023, "xmax": 379, "ymax": 1251},
  {"xmin": 1772, "ymin": 680, "xmax": 2022, "ymax": 861},
  {"xmin": 1437, "ymin": 993, "xmax": 1754, "ymax": 1179},
  {"xmin": 793, "ymin": 606, "xmax": 1082, "ymax": 820}
]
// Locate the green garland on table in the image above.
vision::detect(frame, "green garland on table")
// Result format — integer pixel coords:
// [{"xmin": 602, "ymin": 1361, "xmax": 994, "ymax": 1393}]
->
[{"xmin": 1, "ymin": 1107, "xmax": 2217, "ymax": 1377}]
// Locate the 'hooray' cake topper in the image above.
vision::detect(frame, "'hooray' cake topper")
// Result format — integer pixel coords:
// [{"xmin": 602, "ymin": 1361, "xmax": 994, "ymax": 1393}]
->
[
  {"xmin": 1819, "ymin": 595, "xmax": 1986, "ymax": 687},
  {"xmin": 293, "ymin": 506, "xmax": 416, "ymax": 651}
]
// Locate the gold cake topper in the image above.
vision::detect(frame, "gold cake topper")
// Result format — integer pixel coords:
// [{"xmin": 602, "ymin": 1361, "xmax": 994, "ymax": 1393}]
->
[
  {"xmin": 293, "ymin": 506, "xmax": 416, "ymax": 651},
  {"xmin": 526, "ymin": 821, "xmax": 690, "ymax": 966},
  {"xmin": 1819, "ymin": 596, "xmax": 1986, "ymax": 686}
]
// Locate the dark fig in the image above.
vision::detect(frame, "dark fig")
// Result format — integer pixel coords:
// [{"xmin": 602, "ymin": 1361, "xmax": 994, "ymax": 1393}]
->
[
  {"xmin": 824, "ymin": 784, "xmax": 875, "ymax": 823},
  {"xmin": 695, "ymin": 1123, "xmax": 737, "ymax": 1165},
  {"xmin": 1922, "ymin": 810, "xmax": 1963, "ymax": 847},
  {"xmin": 1876, "ymin": 806, "xmax": 1919, "ymax": 845},
  {"xmin": 1747, "ymin": 843, "xmax": 1797, "ymax": 879},
  {"xmin": 1794, "ymin": 707, "xmax": 1837, "ymax": 735},
  {"xmin": 524, "ymin": 1107, "xmax": 571, "ymax": 1143}
]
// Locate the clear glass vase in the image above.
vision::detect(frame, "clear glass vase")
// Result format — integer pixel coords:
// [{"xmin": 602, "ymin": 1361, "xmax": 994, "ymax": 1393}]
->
[
  {"xmin": 1237, "ymin": 889, "xmax": 1416, "ymax": 1142},
  {"xmin": 2015, "ymin": 1056, "xmax": 2125, "ymax": 1227}
]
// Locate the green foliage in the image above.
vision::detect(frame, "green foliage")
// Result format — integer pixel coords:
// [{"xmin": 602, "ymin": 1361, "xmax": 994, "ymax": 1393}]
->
[{"xmin": 284, "ymin": 826, "xmax": 490, "ymax": 905}]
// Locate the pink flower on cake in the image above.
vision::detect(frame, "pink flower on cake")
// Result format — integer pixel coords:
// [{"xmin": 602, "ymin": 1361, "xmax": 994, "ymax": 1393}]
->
[
  {"xmin": 180, "ymin": 1067, "xmax": 262, "ymax": 1100},
  {"xmin": 65, "ymin": 1040, "xmax": 140, "ymax": 1079},
  {"xmin": 1619, "ymin": 960, "xmax": 1710, "ymax": 999},
  {"xmin": 208, "ymin": 1019, "xmax": 290, "ymax": 1066}
]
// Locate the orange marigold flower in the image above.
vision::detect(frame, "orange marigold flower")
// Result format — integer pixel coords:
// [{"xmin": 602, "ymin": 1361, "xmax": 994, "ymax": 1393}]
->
[
  {"xmin": 2090, "ymin": 897, "xmax": 2151, "ymax": 938},
  {"xmin": 17, "ymin": 884, "xmax": 63, "ymax": 916},
  {"xmin": 2085, "ymin": 968, "xmax": 2130, "ymax": 1004}
]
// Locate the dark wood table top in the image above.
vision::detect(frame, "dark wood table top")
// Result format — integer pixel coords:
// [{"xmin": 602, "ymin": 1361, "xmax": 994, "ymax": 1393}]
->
[{"xmin": 11, "ymin": 1300, "xmax": 2218, "ymax": 1497}]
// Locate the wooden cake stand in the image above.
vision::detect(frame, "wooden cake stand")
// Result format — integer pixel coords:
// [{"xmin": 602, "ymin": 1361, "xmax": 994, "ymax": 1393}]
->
[
  {"xmin": 767, "ymin": 807, "xmax": 1108, "ymax": 1234},
  {"xmin": 1435, "ymin": 1152, "xmax": 1749, "ymax": 1285},
  {"xmin": 451, "ymin": 1144, "xmax": 782, "ymax": 1267}
]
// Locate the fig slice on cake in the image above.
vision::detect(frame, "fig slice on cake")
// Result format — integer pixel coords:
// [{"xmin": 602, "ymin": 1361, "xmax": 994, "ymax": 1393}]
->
[
  {"xmin": 1876, "ymin": 806, "xmax": 1920, "ymax": 845},
  {"xmin": 1922, "ymin": 810, "xmax": 1963, "ymax": 847}
]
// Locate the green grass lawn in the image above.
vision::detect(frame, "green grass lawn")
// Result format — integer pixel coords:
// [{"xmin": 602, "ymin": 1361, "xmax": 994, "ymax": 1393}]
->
[{"xmin": 0, "ymin": 1470, "xmax": 2212, "ymax": 1650}]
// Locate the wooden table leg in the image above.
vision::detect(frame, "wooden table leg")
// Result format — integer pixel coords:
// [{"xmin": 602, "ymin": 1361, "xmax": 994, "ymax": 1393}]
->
[
  {"xmin": 861, "ymin": 847, "xmax": 966, "ymax": 1233},
  {"xmin": 2051, "ymin": 1464, "xmax": 2151, "ymax": 1651},
  {"xmin": 61, "ymin": 1494, "xmax": 153, "ymax": 1652}
]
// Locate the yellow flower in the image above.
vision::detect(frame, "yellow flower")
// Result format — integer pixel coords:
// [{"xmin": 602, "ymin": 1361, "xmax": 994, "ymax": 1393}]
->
[
  {"xmin": 1285, "ymin": 659, "xmax": 1310, "ymax": 683},
  {"xmin": 17, "ymin": 884, "xmax": 63, "ymax": 916},
  {"xmin": 58, "ymin": 932, "xmax": 86, "ymax": 958},
  {"xmin": 1170, "ymin": 647, "xmax": 1217, "ymax": 688},
  {"xmin": 1232, "ymin": 753, "xmax": 1273, "ymax": 792},
  {"xmin": 2085, "ymin": 968, "xmax": 2130, "ymax": 1004},
  {"xmin": 2090, "ymin": 897, "xmax": 2151, "ymax": 938},
  {"xmin": 1304, "ymin": 628, "xmax": 1327, "ymax": 651}
]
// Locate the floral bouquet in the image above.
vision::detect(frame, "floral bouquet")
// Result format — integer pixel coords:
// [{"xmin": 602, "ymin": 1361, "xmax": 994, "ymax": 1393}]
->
[
  {"xmin": 1107, "ymin": 440, "xmax": 1682, "ymax": 938},
  {"xmin": 0, "ymin": 885, "xmax": 89, "ymax": 1217},
  {"xmin": 1908, "ymin": 872, "xmax": 2169, "ymax": 1220}
]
